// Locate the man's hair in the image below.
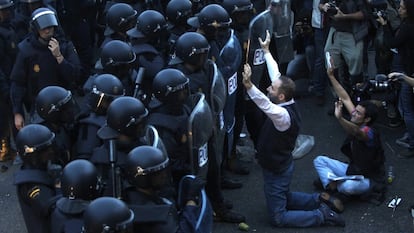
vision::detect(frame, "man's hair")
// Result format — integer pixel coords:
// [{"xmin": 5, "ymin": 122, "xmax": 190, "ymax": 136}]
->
[
  {"xmin": 279, "ymin": 75, "xmax": 295, "ymax": 101},
  {"xmin": 358, "ymin": 100, "xmax": 379, "ymax": 125}
]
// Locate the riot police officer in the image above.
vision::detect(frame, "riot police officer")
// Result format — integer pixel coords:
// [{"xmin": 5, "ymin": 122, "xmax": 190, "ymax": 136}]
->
[
  {"xmin": 10, "ymin": 7, "xmax": 81, "ymax": 130},
  {"xmin": 165, "ymin": 0, "xmax": 193, "ymax": 61},
  {"xmin": 221, "ymin": 0, "xmax": 255, "ymax": 175},
  {"xmin": 50, "ymin": 159, "xmax": 102, "ymax": 233},
  {"xmin": 91, "ymin": 96, "xmax": 149, "ymax": 197},
  {"xmin": 148, "ymin": 68, "xmax": 192, "ymax": 185},
  {"xmin": 94, "ymin": 40, "xmax": 137, "ymax": 96},
  {"xmin": 35, "ymin": 85, "xmax": 80, "ymax": 166},
  {"xmin": 0, "ymin": 0, "xmax": 18, "ymax": 161},
  {"xmin": 122, "ymin": 145, "xmax": 212, "ymax": 233},
  {"xmin": 76, "ymin": 74, "xmax": 125, "ymax": 159},
  {"xmin": 187, "ymin": 4, "xmax": 245, "ymax": 188},
  {"xmin": 169, "ymin": 31, "xmax": 246, "ymax": 223},
  {"xmin": 13, "ymin": 123, "xmax": 58, "ymax": 233},
  {"xmin": 82, "ymin": 197, "xmax": 134, "ymax": 233},
  {"xmin": 101, "ymin": 3, "xmax": 137, "ymax": 47},
  {"xmin": 127, "ymin": 9, "xmax": 169, "ymax": 91}
]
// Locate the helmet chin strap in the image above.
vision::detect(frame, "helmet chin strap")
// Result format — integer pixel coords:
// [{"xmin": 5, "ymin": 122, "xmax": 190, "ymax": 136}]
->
[{"xmin": 38, "ymin": 35, "xmax": 52, "ymax": 45}]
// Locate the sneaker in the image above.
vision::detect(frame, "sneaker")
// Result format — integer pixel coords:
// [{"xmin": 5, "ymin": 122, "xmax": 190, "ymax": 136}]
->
[
  {"xmin": 398, "ymin": 148, "xmax": 414, "ymax": 159},
  {"xmin": 319, "ymin": 203, "xmax": 345, "ymax": 227},
  {"xmin": 213, "ymin": 204, "xmax": 246, "ymax": 223},
  {"xmin": 319, "ymin": 192, "xmax": 344, "ymax": 213},
  {"xmin": 396, "ymin": 133, "xmax": 410, "ymax": 149}
]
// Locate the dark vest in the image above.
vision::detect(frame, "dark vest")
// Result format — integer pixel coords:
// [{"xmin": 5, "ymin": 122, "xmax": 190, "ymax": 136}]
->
[
  {"xmin": 341, "ymin": 127, "xmax": 386, "ymax": 183},
  {"xmin": 256, "ymin": 103, "xmax": 300, "ymax": 173}
]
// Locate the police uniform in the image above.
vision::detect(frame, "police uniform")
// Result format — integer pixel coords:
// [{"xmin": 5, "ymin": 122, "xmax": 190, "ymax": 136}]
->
[
  {"xmin": 14, "ymin": 167, "xmax": 58, "ymax": 233},
  {"xmin": 10, "ymin": 33, "xmax": 81, "ymax": 116}
]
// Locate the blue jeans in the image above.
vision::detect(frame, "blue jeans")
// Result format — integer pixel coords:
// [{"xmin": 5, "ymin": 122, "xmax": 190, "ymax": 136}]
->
[
  {"xmin": 262, "ymin": 163, "xmax": 324, "ymax": 227},
  {"xmin": 313, "ymin": 155, "xmax": 371, "ymax": 195},
  {"xmin": 398, "ymin": 82, "xmax": 414, "ymax": 148},
  {"xmin": 312, "ymin": 27, "xmax": 329, "ymax": 96}
]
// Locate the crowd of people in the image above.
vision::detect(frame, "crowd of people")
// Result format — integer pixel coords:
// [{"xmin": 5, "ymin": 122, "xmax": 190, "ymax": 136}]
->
[{"xmin": 1, "ymin": 0, "xmax": 414, "ymax": 232}]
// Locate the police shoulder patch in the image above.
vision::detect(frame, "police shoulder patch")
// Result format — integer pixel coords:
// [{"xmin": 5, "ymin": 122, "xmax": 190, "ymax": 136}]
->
[{"xmin": 27, "ymin": 186, "xmax": 41, "ymax": 199}]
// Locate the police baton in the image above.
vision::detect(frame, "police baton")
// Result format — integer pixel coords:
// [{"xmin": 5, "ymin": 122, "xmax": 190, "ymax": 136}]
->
[
  {"xmin": 133, "ymin": 67, "xmax": 146, "ymax": 99},
  {"xmin": 108, "ymin": 139, "xmax": 121, "ymax": 198}
]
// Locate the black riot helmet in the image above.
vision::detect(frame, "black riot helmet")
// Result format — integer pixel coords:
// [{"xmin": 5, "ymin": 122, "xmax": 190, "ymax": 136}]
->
[
  {"xmin": 124, "ymin": 145, "xmax": 169, "ymax": 189},
  {"xmin": 0, "ymin": 0, "xmax": 14, "ymax": 10},
  {"xmin": 187, "ymin": 4, "xmax": 231, "ymax": 39},
  {"xmin": 100, "ymin": 40, "xmax": 137, "ymax": 74},
  {"xmin": 36, "ymin": 86, "xmax": 78, "ymax": 124},
  {"xmin": 16, "ymin": 124, "xmax": 55, "ymax": 167},
  {"xmin": 82, "ymin": 197, "xmax": 134, "ymax": 233},
  {"xmin": 98, "ymin": 96, "xmax": 149, "ymax": 139},
  {"xmin": 104, "ymin": 3, "xmax": 137, "ymax": 36},
  {"xmin": 127, "ymin": 9, "xmax": 168, "ymax": 40},
  {"xmin": 17, "ymin": 0, "xmax": 42, "ymax": 17},
  {"xmin": 166, "ymin": 0, "xmax": 193, "ymax": 26},
  {"xmin": 152, "ymin": 68, "xmax": 189, "ymax": 105},
  {"xmin": 30, "ymin": 7, "xmax": 58, "ymax": 31},
  {"xmin": 222, "ymin": 0, "xmax": 254, "ymax": 26},
  {"xmin": 0, "ymin": 0, "xmax": 15, "ymax": 22},
  {"xmin": 169, "ymin": 31, "xmax": 210, "ymax": 67},
  {"xmin": 61, "ymin": 159, "xmax": 101, "ymax": 200},
  {"xmin": 90, "ymin": 74, "xmax": 125, "ymax": 115}
]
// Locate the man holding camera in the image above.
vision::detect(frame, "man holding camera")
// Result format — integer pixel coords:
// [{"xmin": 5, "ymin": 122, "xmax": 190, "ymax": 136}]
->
[{"xmin": 320, "ymin": 0, "xmax": 369, "ymax": 93}]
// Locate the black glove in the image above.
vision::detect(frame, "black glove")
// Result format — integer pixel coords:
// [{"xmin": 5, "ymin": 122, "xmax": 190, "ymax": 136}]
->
[{"xmin": 185, "ymin": 176, "xmax": 206, "ymax": 203}]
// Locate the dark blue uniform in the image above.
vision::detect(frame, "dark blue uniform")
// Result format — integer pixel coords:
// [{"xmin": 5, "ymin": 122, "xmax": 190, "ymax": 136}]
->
[{"xmin": 10, "ymin": 33, "xmax": 81, "ymax": 116}]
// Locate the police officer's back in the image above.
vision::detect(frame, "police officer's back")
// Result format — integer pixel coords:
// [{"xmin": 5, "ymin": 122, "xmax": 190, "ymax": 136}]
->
[
  {"xmin": 76, "ymin": 74, "xmax": 125, "ymax": 159},
  {"xmin": 35, "ymin": 86, "xmax": 80, "ymax": 166},
  {"xmin": 50, "ymin": 159, "xmax": 102, "ymax": 233},
  {"xmin": 13, "ymin": 124, "xmax": 58, "ymax": 233}
]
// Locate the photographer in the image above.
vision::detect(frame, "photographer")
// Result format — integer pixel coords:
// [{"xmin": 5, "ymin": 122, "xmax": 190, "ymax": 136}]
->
[{"xmin": 320, "ymin": 0, "xmax": 369, "ymax": 93}]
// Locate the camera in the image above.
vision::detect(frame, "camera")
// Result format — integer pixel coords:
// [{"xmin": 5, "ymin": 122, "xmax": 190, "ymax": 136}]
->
[
  {"xmin": 368, "ymin": 0, "xmax": 388, "ymax": 19},
  {"xmin": 326, "ymin": 1, "xmax": 338, "ymax": 16}
]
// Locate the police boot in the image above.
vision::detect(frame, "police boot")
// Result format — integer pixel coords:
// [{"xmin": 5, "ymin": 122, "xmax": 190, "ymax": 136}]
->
[
  {"xmin": 0, "ymin": 138, "xmax": 10, "ymax": 162},
  {"xmin": 213, "ymin": 202, "xmax": 246, "ymax": 223}
]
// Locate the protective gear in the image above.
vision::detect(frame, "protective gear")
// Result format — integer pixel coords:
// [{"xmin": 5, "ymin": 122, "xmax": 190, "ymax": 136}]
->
[
  {"xmin": 98, "ymin": 96, "xmax": 149, "ymax": 139},
  {"xmin": 169, "ymin": 31, "xmax": 210, "ymax": 67},
  {"xmin": 123, "ymin": 145, "xmax": 169, "ymax": 189},
  {"xmin": 247, "ymin": 9, "xmax": 274, "ymax": 85},
  {"xmin": 187, "ymin": 4, "xmax": 231, "ymax": 40},
  {"xmin": 60, "ymin": 159, "xmax": 101, "ymax": 200},
  {"xmin": 83, "ymin": 197, "xmax": 134, "ymax": 233},
  {"xmin": 152, "ymin": 68, "xmax": 189, "ymax": 104},
  {"xmin": 166, "ymin": 0, "xmax": 192, "ymax": 26},
  {"xmin": 15, "ymin": 124, "xmax": 55, "ymax": 166},
  {"xmin": 127, "ymin": 9, "xmax": 168, "ymax": 40},
  {"xmin": 0, "ymin": 0, "xmax": 14, "ymax": 10},
  {"xmin": 35, "ymin": 86, "xmax": 78, "ymax": 124},
  {"xmin": 104, "ymin": 3, "xmax": 137, "ymax": 36},
  {"xmin": 30, "ymin": 7, "xmax": 58, "ymax": 31},
  {"xmin": 187, "ymin": 93, "xmax": 213, "ymax": 179},
  {"xmin": 100, "ymin": 40, "xmax": 137, "ymax": 71},
  {"xmin": 89, "ymin": 74, "xmax": 125, "ymax": 115}
]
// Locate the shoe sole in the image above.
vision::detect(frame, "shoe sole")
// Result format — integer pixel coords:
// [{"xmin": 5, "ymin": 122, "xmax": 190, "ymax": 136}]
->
[{"xmin": 320, "ymin": 192, "xmax": 345, "ymax": 213}]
